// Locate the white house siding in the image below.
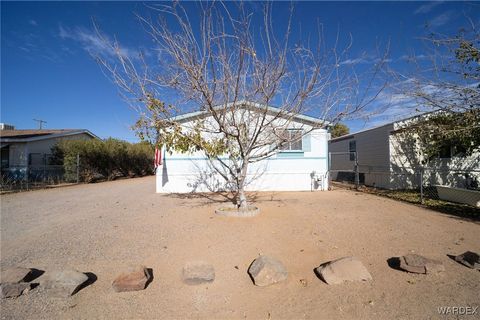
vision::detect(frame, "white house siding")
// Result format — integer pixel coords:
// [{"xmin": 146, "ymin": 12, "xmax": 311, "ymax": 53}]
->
[
  {"xmin": 389, "ymin": 120, "xmax": 480, "ymax": 189},
  {"xmin": 156, "ymin": 129, "xmax": 329, "ymax": 193}
]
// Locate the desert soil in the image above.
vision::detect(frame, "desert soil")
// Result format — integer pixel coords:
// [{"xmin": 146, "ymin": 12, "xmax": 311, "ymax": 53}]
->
[{"xmin": 1, "ymin": 176, "xmax": 479, "ymax": 319}]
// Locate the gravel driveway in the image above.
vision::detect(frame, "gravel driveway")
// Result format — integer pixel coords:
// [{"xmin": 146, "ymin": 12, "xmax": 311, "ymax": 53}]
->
[{"xmin": 1, "ymin": 176, "xmax": 479, "ymax": 319}]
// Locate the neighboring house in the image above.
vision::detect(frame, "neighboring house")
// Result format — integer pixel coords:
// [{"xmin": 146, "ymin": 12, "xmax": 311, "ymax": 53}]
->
[
  {"xmin": 328, "ymin": 116, "xmax": 480, "ymax": 190},
  {"xmin": 0, "ymin": 125, "xmax": 98, "ymax": 180},
  {"xmin": 156, "ymin": 103, "xmax": 330, "ymax": 193}
]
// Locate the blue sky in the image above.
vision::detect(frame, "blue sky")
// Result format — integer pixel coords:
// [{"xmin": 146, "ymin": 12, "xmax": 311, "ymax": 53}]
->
[{"xmin": 1, "ymin": 1, "xmax": 477, "ymax": 141}]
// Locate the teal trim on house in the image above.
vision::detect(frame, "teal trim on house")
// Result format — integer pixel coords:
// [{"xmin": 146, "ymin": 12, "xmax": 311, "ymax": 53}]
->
[
  {"xmin": 164, "ymin": 156, "xmax": 327, "ymax": 160},
  {"xmin": 276, "ymin": 151, "xmax": 304, "ymax": 158},
  {"xmin": 272, "ymin": 156, "xmax": 327, "ymax": 160}
]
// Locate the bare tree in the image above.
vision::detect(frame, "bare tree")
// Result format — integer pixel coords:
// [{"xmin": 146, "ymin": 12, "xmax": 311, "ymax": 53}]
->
[{"xmin": 96, "ymin": 2, "xmax": 388, "ymax": 210}]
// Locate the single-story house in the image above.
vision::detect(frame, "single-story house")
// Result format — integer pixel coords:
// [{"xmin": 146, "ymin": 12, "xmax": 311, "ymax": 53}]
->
[
  {"xmin": 0, "ymin": 126, "xmax": 98, "ymax": 179},
  {"xmin": 328, "ymin": 115, "xmax": 480, "ymax": 190},
  {"xmin": 156, "ymin": 103, "xmax": 330, "ymax": 193}
]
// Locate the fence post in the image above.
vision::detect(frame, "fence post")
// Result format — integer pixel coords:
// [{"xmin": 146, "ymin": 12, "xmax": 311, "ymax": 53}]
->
[
  {"xmin": 76, "ymin": 154, "xmax": 80, "ymax": 183},
  {"xmin": 25, "ymin": 165, "xmax": 29, "ymax": 190},
  {"xmin": 43, "ymin": 154, "xmax": 47, "ymax": 183},
  {"xmin": 419, "ymin": 167, "xmax": 424, "ymax": 204},
  {"xmin": 354, "ymin": 152, "xmax": 359, "ymax": 190}
]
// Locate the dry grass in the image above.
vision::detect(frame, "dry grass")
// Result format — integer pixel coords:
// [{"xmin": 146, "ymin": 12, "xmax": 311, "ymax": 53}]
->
[{"xmin": 332, "ymin": 182, "xmax": 479, "ymax": 220}]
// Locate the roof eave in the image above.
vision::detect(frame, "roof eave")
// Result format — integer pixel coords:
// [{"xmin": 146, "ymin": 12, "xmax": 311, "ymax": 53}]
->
[
  {"xmin": 0, "ymin": 130, "xmax": 100, "ymax": 143},
  {"xmin": 172, "ymin": 101, "xmax": 330, "ymax": 127}
]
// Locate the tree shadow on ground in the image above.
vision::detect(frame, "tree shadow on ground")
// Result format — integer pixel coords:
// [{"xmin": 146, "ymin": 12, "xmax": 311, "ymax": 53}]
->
[{"xmin": 166, "ymin": 191, "xmax": 285, "ymax": 208}]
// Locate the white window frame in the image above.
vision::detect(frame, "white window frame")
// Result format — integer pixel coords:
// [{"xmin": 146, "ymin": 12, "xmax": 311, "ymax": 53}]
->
[{"xmin": 278, "ymin": 129, "xmax": 303, "ymax": 152}]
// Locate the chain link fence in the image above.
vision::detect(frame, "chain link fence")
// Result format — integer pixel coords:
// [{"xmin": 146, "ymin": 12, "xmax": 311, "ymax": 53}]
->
[
  {"xmin": 0, "ymin": 154, "xmax": 80, "ymax": 192},
  {"xmin": 329, "ymin": 152, "xmax": 480, "ymax": 216}
]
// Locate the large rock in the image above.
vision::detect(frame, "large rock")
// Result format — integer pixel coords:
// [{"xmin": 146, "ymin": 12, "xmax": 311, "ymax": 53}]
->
[
  {"xmin": 182, "ymin": 261, "xmax": 215, "ymax": 285},
  {"xmin": 315, "ymin": 256, "xmax": 372, "ymax": 285},
  {"xmin": 1, "ymin": 267, "xmax": 32, "ymax": 283},
  {"xmin": 248, "ymin": 255, "xmax": 288, "ymax": 287},
  {"xmin": 112, "ymin": 265, "xmax": 151, "ymax": 292},
  {"xmin": 42, "ymin": 270, "xmax": 89, "ymax": 297},
  {"xmin": 0, "ymin": 283, "xmax": 30, "ymax": 299},
  {"xmin": 399, "ymin": 254, "xmax": 445, "ymax": 274},
  {"xmin": 454, "ymin": 251, "xmax": 480, "ymax": 270}
]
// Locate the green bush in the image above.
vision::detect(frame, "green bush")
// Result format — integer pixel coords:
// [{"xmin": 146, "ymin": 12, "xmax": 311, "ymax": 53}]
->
[{"xmin": 52, "ymin": 138, "xmax": 154, "ymax": 182}]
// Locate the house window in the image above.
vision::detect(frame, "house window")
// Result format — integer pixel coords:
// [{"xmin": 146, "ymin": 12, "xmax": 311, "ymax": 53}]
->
[
  {"xmin": 438, "ymin": 144, "xmax": 451, "ymax": 159},
  {"xmin": 1, "ymin": 146, "xmax": 9, "ymax": 169},
  {"xmin": 29, "ymin": 153, "xmax": 44, "ymax": 166},
  {"xmin": 278, "ymin": 129, "xmax": 303, "ymax": 151},
  {"xmin": 349, "ymin": 140, "xmax": 356, "ymax": 161},
  {"xmin": 437, "ymin": 143, "xmax": 467, "ymax": 159},
  {"xmin": 453, "ymin": 145, "xmax": 467, "ymax": 157}
]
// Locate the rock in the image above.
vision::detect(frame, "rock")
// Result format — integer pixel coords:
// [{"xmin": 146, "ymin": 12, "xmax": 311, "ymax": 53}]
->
[
  {"xmin": 112, "ymin": 266, "xmax": 151, "ymax": 292},
  {"xmin": 299, "ymin": 279, "xmax": 308, "ymax": 287},
  {"xmin": 399, "ymin": 254, "xmax": 445, "ymax": 274},
  {"xmin": 215, "ymin": 205, "xmax": 260, "ymax": 217},
  {"xmin": 248, "ymin": 255, "xmax": 288, "ymax": 287},
  {"xmin": 182, "ymin": 261, "xmax": 215, "ymax": 285},
  {"xmin": 1, "ymin": 267, "xmax": 32, "ymax": 283},
  {"xmin": 315, "ymin": 256, "xmax": 372, "ymax": 285},
  {"xmin": 0, "ymin": 283, "xmax": 30, "ymax": 299},
  {"xmin": 454, "ymin": 251, "xmax": 480, "ymax": 270},
  {"xmin": 42, "ymin": 270, "xmax": 89, "ymax": 297}
]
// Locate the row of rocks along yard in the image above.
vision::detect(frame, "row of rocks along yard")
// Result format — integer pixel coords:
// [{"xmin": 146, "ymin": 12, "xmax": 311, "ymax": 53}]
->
[{"xmin": 1, "ymin": 251, "xmax": 478, "ymax": 299}]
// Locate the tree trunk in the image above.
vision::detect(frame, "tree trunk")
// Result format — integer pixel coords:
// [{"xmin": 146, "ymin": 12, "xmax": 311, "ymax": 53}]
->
[
  {"xmin": 238, "ymin": 186, "xmax": 247, "ymax": 209},
  {"xmin": 236, "ymin": 159, "xmax": 249, "ymax": 210}
]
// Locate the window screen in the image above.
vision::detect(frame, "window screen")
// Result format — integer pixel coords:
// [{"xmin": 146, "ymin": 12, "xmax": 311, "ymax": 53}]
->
[{"xmin": 279, "ymin": 129, "xmax": 303, "ymax": 151}]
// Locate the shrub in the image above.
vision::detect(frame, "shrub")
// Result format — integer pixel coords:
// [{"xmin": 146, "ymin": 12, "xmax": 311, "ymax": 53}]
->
[{"xmin": 52, "ymin": 138, "xmax": 154, "ymax": 182}]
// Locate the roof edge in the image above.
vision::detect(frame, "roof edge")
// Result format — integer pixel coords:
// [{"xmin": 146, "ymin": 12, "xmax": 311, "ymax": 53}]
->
[
  {"xmin": 0, "ymin": 129, "xmax": 100, "ymax": 143},
  {"xmin": 172, "ymin": 101, "xmax": 330, "ymax": 127},
  {"xmin": 329, "ymin": 111, "xmax": 438, "ymax": 142}
]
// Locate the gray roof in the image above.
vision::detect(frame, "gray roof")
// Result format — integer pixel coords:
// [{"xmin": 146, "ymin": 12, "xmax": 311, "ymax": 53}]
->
[
  {"xmin": 0, "ymin": 129, "xmax": 99, "ymax": 143},
  {"xmin": 329, "ymin": 111, "xmax": 433, "ymax": 142}
]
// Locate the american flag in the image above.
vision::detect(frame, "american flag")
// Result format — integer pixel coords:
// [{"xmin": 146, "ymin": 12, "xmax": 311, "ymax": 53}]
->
[{"xmin": 154, "ymin": 146, "xmax": 162, "ymax": 168}]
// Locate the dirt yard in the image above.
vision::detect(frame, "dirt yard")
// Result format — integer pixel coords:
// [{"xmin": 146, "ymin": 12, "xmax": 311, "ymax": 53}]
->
[{"xmin": 1, "ymin": 176, "xmax": 479, "ymax": 319}]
